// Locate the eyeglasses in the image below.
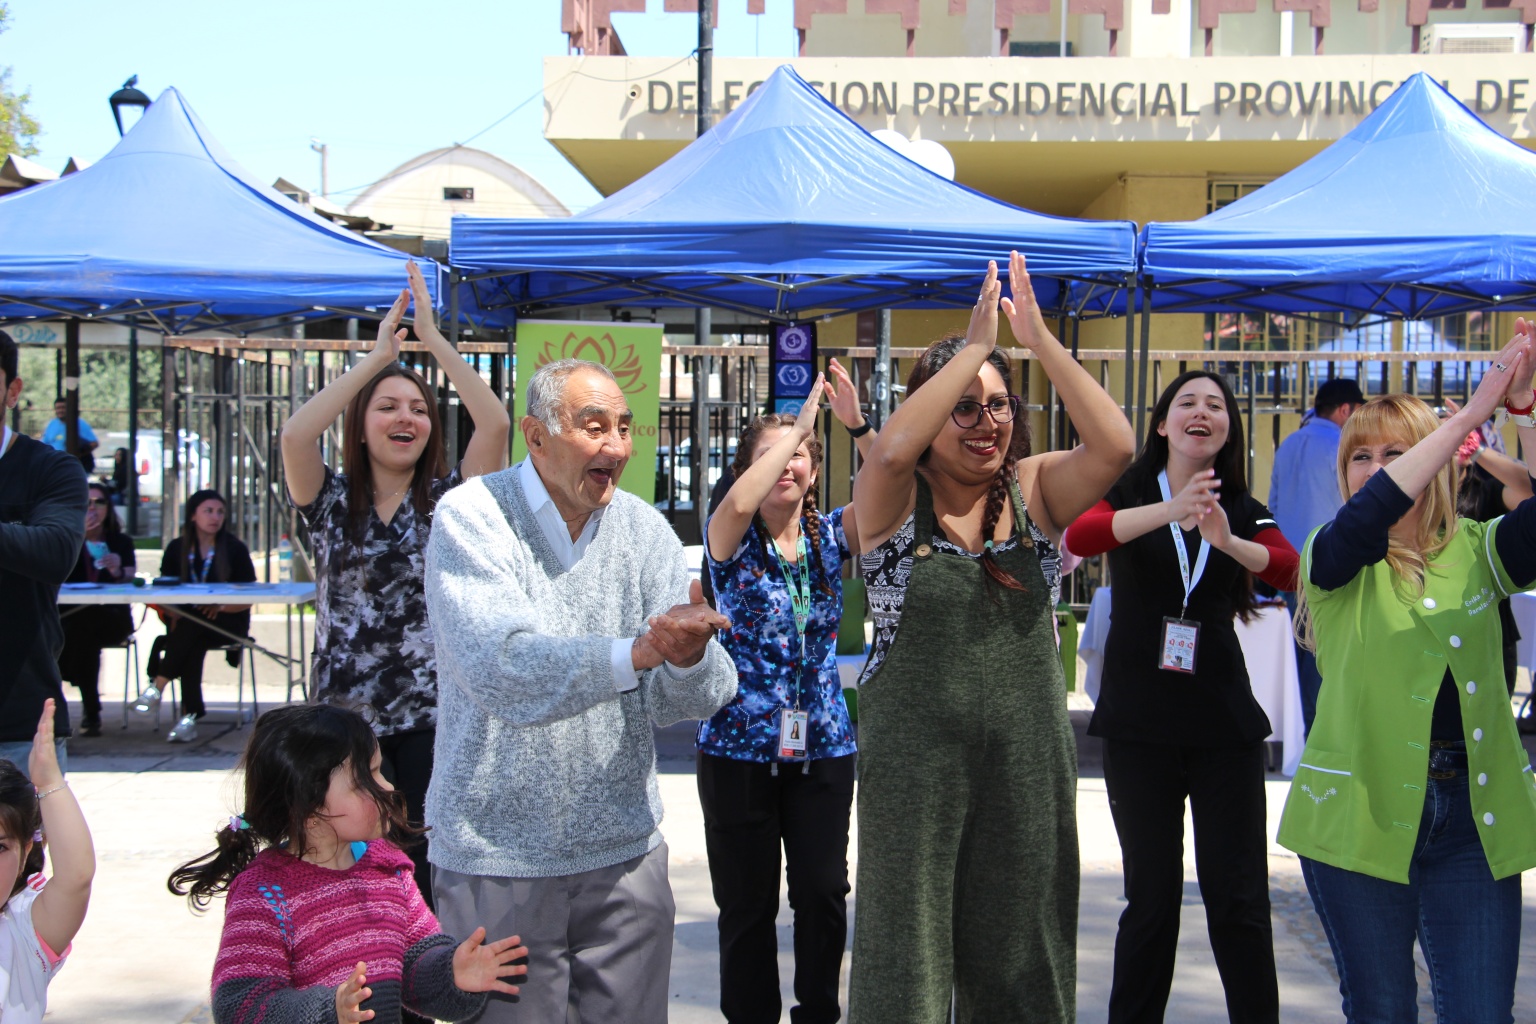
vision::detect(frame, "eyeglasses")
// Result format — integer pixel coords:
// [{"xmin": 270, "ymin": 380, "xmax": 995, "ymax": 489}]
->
[
  {"xmin": 951, "ymin": 396, "xmax": 1021, "ymax": 429},
  {"xmin": 86, "ymin": 498, "xmax": 110, "ymax": 508}
]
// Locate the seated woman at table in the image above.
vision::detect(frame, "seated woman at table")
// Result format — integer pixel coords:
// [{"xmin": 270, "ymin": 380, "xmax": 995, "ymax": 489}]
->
[
  {"xmin": 280, "ymin": 261, "xmax": 508, "ymax": 907},
  {"xmin": 1063, "ymin": 369, "xmax": 1297, "ymax": 1024},
  {"xmin": 58, "ymin": 482, "xmax": 136, "ymax": 737},
  {"xmin": 1281, "ymin": 328, "xmax": 1536, "ymax": 1023},
  {"xmin": 134, "ymin": 488, "xmax": 256, "ymax": 743}
]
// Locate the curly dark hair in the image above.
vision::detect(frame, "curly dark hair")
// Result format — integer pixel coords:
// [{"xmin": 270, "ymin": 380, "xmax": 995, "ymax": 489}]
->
[
  {"xmin": 168, "ymin": 703, "xmax": 421, "ymax": 910},
  {"xmin": 905, "ymin": 333, "xmax": 1032, "ymax": 591}
]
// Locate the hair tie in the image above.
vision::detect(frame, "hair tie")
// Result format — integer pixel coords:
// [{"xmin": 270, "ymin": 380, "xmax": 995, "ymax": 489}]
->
[
  {"xmin": 983, "ymin": 539, "xmax": 995, "ymax": 552},
  {"xmin": 228, "ymin": 815, "xmax": 250, "ymax": 832}
]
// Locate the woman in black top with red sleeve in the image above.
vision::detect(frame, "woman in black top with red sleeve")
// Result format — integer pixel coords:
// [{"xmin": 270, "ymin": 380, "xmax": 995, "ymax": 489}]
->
[{"xmin": 1064, "ymin": 370, "xmax": 1299, "ymax": 1024}]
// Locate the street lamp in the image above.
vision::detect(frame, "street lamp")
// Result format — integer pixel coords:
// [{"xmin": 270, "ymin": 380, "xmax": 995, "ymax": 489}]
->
[{"xmin": 109, "ymin": 75, "xmax": 151, "ymax": 136}]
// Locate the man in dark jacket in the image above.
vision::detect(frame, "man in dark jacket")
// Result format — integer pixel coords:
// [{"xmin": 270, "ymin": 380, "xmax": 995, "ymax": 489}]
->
[{"xmin": 0, "ymin": 330, "xmax": 86, "ymax": 773}]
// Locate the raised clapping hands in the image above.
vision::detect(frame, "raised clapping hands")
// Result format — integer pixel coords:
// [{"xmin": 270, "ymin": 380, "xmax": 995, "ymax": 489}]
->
[
  {"xmin": 452, "ymin": 926, "xmax": 530, "ymax": 996},
  {"xmin": 374, "ymin": 287, "xmax": 409, "ymax": 363},
  {"xmin": 405, "ymin": 262, "xmax": 446, "ymax": 346},
  {"xmin": 635, "ymin": 580, "xmax": 731, "ymax": 671},
  {"xmin": 965, "ymin": 261, "xmax": 1001, "ymax": 355},
  {"xmin": 825, "ymin": 359, "xmax": 865, "ymax": 430},
  {"xmin": 794, "ymin": 374, "xmax": 827, "ymax": 437},
  {"xmin": 29, "ymin": 698, "xmax": 63, "ymax": 793},
  {"xmin": 1504, "ymin": 317, "xmax": 1536, "ymax": 408},
  {"xmin": 1464, "ymin": 327, "xmax": 1533, "ymax": 425},
  {"xmin": 999, "ymin": 250, "xmax": 1051, "ymax": 351}
]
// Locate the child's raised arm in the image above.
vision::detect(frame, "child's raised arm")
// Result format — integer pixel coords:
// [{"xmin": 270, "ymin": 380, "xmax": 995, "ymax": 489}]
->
[{"xmin": 28, "ymin": 699, "xmax": 95, "ymax": 956}]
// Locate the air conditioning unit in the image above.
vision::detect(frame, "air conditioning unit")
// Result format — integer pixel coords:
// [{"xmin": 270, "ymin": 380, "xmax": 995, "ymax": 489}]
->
[{"xmin": 1421, "ymin": 22, "xmax": 1527, "ymax": 54}]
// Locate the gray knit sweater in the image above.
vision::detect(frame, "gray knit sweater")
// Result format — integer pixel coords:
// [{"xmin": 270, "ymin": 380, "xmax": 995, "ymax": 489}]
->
[{"xmin": 423, "ymin": 466, "xmax": 737, "ymax": 878}]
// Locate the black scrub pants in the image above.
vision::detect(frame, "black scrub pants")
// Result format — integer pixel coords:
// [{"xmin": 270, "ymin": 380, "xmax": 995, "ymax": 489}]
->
[
  {"xmin": 697, "ymin": 750, "xmax": 855, "ymax": 1024},
  {"xmin": 1101, "ymin": 737, "xmax": 1279, "ymax": 1024}
]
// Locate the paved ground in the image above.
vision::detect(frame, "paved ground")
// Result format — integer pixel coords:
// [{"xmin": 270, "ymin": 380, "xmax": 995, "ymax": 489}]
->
[{"xmin": 37, "ymin": 614, "xmax": 1536, "ymax": 1022}]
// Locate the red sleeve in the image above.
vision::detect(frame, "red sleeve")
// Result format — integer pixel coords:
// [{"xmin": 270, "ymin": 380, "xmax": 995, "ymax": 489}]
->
[
  {"xmin": 1063, "ymin": 500, "xmax": 1121, "ymax": 557},
  {"xmin": 1251, "ymin": 526, "xmax": 1299, "ymax": 592}
]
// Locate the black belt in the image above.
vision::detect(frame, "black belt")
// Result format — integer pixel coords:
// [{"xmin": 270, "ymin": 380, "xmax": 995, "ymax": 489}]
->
[{"xmin": 1428, "ymin": 741, "xmax": 1468, "ymax": 779}]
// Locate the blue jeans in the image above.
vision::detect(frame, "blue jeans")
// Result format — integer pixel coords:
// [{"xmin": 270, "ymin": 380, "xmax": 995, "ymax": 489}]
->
[
  {"xmin": 0, "ymin": 741, "xmax": 69, "ymax": 780},
  {"xmin": 1300, "ymin": 773, "xmax": 1522, "ymax": 1024},
  {"xmin": 1282, "ymin": 591, "xmax": 1322, "ymax": 736}
]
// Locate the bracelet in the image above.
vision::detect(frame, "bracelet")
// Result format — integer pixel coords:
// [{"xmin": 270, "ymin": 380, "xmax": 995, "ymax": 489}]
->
[
  {"xmin": 1505, "ymin": 389, "xmax": 1536, "ymax": 416},
  {"xmin": 35, "ymin": 781, "xmax": 68, "ymax": 800},
  {"xmin": 846, "ymin": 419, "xmax": 873, "ymax": 438}
]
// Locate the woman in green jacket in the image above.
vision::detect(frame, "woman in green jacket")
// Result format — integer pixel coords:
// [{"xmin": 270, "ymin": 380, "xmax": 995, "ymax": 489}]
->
[{"xmin": 1282, "ymin": 323, "xmax": 1536, "ymax": 1023}]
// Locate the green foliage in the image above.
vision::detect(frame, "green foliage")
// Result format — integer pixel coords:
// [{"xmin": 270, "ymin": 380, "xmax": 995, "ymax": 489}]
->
[
  {"xmin": 13, "ymin": 345, "xmax": 164, "ymax": 438},
  {"xmin": 0, "ymin": 5, "xmax": 41, "ymax": 159}
]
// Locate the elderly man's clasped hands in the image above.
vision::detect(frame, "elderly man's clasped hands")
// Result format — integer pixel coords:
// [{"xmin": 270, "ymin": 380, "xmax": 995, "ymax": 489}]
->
[{"xmin": 635, "ymin": 579, "xmax": 730, "ymax": 670}]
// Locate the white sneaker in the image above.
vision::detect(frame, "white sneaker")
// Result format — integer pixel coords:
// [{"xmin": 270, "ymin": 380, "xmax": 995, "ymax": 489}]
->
[
  {"xmin": 133, "ymin": 685, "xmax": 162, "ymax": 715},
  {"xmin": 167, "ymin": 713, "xmax": 199, "ymax": 743}
]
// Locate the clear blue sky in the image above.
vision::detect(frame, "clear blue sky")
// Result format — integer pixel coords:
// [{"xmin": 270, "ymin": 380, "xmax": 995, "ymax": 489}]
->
[{"xmin": 3, "ymin": 0, "xmax": 795, "ymax": 214}]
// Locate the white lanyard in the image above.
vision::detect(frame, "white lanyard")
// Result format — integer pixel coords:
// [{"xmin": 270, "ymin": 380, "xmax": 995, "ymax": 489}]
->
[
  {"xmin": 0, "ymin": 425, "xmax": 12, "ymax": 461},
  {"xmin": 1158, "ymin": 469, "xmax": 1210, "ymax": 617}
]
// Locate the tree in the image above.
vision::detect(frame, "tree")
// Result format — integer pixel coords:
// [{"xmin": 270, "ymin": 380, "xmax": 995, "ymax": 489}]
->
[{"xmin": 0, "ymin": 4, "xmax": 40, "ymax": 158}]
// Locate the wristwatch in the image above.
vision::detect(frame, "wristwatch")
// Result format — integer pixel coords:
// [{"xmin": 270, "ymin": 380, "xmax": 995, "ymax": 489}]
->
[{"xmin": 847, "ymin": 419, "xmax": 874, "ymax": 438}]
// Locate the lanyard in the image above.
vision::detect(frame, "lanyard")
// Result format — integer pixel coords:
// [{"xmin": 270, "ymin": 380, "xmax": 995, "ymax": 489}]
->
[
  {"xmin": 189, "ymin": 544, "xmax": 215, "ymax": 583},
  {"xmin": 0, "ymin": 425, "xmax": 11, "ymax": 461},
  {"xmin": 770, "ymin": 529, "xmax": 813, "ymax": 707},
  {"xmin": 1157, "ymin": 469, "xmax": 1210, "ymax": 618}
]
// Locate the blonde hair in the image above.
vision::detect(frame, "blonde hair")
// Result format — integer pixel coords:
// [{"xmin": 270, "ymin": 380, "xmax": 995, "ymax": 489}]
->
[{"xmin": 1294, "ymin": 394, "xmax": 1458, "ymax": 650}]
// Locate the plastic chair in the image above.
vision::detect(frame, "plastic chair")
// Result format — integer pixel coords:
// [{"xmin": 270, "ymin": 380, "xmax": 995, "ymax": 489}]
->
[{"xmin": 112, "ymin": 632, "xmax": 142, "ymax": 729}]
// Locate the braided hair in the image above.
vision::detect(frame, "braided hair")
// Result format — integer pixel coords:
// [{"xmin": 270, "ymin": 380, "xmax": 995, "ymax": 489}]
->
[
  {"xmin": 905, "ymin": 333, "xmax": 1032, "ymax": 591},
  {"xmin": 730, "ymin": 415, "xmax": 834, "ymax": 597}
]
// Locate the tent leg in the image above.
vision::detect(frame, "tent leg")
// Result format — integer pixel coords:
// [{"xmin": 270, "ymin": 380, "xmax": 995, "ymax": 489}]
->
[
  {"xmin": 1136, "ymin": 280, "xmax": 1152, "ymax": 440},
  {"xmin": 1123, "ymin": 276, "xmax": 1136, "ymax": 425},
  {"xmin": 872, "ymin": 308, "xmax": 892, "ymax": 427},
  {"xmin": 692, "ymin": 307, "xmax": 711, "ymax": 544}
]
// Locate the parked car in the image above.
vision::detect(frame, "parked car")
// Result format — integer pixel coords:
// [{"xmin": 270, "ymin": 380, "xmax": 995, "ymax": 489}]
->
[{"xmin": 96, "ymin": 428, "xmax": 213, "ymax": 507}]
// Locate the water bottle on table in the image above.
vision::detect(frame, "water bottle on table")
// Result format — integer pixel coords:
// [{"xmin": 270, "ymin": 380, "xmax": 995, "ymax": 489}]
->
[{"xmin": 278, "ymin": 535, "xmax": 292, "ymax": 582}]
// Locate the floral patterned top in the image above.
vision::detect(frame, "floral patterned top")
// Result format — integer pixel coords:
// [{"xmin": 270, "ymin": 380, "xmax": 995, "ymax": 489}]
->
[
  {"xmin": 699, "ymin": 507, "xmax": 857, "ymax": 762},
  {"xmin": 858, "ymin": 500, "xmax": 1061, "ymax": 686},
  {"xmin": 294, "ymin": 465, "xmax": 463, "ymax": 736}
]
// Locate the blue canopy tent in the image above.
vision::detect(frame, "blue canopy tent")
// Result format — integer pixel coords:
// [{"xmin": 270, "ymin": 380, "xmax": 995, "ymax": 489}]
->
[
  {"xmin": 1139, "ymin": 73, "xmax": 1536, "ymax": 323},
  {"xmin": 451, "ymin": 65, "xmax": 1137, "ymax": 324},
  {"xmin": 0, "ymin": 87, "xmax": 437, "ymax": 335},
  {"xmin": 1109, "ymin": 72, "xmax": 1536, "ymax": 434}
]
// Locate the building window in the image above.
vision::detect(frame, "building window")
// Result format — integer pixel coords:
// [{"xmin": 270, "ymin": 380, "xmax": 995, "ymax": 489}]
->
[{"xmin": 443, "ymin": 187, "xmax": 475, "ymax": 201}]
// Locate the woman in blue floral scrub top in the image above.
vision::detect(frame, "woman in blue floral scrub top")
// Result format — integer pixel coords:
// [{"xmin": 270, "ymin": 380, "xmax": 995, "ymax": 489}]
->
[
  {"xmin": 280, "ymin": 263, "xmax": 509, "ymax": 914},
  {"xmin": 699, "ymin": 362, "xmax": 874, "ymax": 1024}
]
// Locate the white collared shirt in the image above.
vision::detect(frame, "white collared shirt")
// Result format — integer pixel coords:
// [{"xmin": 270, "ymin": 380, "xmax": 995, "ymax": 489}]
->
[{"xmin": 518, "ymin": 458, "xmax": 686, "ymax": 692}]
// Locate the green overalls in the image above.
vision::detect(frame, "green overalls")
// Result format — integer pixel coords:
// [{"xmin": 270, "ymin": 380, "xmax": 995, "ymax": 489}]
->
[{"xmin": 850, "ymin": 477, "xmax": 1079, "ymax": 1024}]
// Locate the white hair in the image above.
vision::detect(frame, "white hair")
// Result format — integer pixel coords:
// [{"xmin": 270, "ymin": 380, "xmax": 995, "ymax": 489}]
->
[{"xmin": 525, "ymin": 359, "xmax": 617, "ymax": 435}]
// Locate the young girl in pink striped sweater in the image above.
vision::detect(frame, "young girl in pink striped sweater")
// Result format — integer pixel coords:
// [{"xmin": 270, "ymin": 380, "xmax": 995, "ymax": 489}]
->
[{"xmin": 170, "ymin": 704, "xmax": 527, "ymax": 1024}]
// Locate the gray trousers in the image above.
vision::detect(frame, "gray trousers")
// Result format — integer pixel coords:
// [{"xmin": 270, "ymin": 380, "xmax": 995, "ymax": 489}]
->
[{"xmin": 434, "ymin": 842, "xmax": 675, "ymax": 1024}]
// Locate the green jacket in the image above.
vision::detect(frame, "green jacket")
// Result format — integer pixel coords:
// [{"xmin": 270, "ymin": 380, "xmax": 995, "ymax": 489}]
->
[{"xmin": 1278, "ymin": 516, "xmax": 1536, "ymax": 883}]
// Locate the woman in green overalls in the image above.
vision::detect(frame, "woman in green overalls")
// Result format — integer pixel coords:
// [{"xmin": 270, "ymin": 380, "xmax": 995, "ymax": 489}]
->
[{"xmin": 850, "ymin": 253, "xmax": 1136, "ymax": 1023}]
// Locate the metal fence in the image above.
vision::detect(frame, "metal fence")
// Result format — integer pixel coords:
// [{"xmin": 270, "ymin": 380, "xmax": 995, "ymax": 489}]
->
[{"xmin": 155, "ymin": 337, "xmax": 1510, "ymax": 604}]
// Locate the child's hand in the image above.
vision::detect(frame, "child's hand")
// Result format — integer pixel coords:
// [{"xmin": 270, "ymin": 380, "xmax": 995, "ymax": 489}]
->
[
  {"xmin": 336, "ymin": 962, "xmax": 374, "ymax": 1023},
  {"xmin": 29, "ymin": 699, "xmax": 63, "ymax": 791},
  {"xmin": 451, "ymin": 926, "xmax": 528, "ymax": 995}
]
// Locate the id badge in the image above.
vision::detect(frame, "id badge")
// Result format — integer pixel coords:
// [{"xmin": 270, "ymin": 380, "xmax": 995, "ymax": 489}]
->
[
  {"xmin": 778, "ymin": 708, "xmax": 809, "ymax": 759},
  {"xmin": 1159, "ymin": 617, "xmax": 1200, "ymax": 674}
]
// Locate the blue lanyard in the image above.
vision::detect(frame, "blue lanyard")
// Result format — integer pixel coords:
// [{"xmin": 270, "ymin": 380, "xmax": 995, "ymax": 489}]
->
[{"xmin": 189, "ymin": 544, "xmax": 215, "ymax": 583}]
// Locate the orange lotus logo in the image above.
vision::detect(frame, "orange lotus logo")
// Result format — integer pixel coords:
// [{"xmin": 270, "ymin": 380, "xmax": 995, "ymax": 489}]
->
[{"xmin": 531, "ymin": 331, "xmax": 648, "ymax": 396}]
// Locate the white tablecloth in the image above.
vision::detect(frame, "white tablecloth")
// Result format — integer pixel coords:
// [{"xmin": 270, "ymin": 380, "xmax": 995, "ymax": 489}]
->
[{"xmin": 1077, "ymin": 588, "xmax": 1305, "ymax": 776}]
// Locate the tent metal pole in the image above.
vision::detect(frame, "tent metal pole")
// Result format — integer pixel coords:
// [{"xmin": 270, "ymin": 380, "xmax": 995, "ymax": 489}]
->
[
  {"xmin": 161, "ymin": 346, "xmax": 177, "ymax": 547},
  {"xmin": 692, "ymin": 308, "xmax": 710, "ymax": 544},
  {"xmin": 64, "ymin": 320, "xmax": 81, "ymax": 459},
  {"xmin": 1122, "ymin": 276, "xmax": 1135, "ymax": 423},
  {"xmin": 1069, "ymin": 317, "xmax": 1081, "ymax": 448},
  {"xmin": 446, "ymin": 270, "xmax": 461, "ymax": 463},
  {"xmin": 872, "ymin": 308, "xmax": 892, "ymax": 427},
  {"xmin": 127, "ymin": 318, "xmax": 139, "ymax": 535},
  {"xmin": 1136, "ymin": 279, "xmax": 1152, "ymax": 440}
]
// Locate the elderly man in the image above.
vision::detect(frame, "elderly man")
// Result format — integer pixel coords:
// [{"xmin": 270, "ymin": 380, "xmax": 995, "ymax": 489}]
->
[{"xmin": 425, "ymin": 358, "xmax": 737, "ymax": 1024}]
